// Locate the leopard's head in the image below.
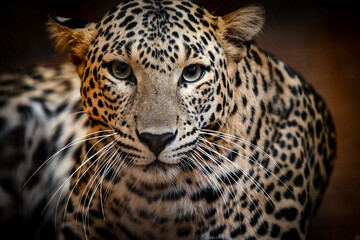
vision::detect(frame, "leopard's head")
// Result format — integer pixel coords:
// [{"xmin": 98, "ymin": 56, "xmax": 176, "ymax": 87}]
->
[{"xmin": 49, "ymin": 0, "xmax": 264, "ymax": 179}]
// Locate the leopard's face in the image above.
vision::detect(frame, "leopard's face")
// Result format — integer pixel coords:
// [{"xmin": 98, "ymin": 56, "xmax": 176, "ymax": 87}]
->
[
  {"xmin": 49, "ymin": 0, "xmax": 264, "ymax": 180},
  {"xmin": 79, "ymin": 0, "xmax": 234, "ymax": 175}
]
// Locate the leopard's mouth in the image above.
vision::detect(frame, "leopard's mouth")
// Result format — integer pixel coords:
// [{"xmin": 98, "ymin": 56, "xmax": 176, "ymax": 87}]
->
[
  {"xmin": 129, "ymin": 159, "xmax": 183, "ymax": 180},
  {"xmin": 142, "ymin": 159, "xmax": 169, "ymax": 171},
  {"xmin": 143, "ymin": 158, "xmax": 182, "ymax": 169}
]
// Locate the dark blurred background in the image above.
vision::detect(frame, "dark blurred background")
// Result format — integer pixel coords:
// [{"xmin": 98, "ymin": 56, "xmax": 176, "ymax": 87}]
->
[{"xmin": 1, "ymin": 0, "xmax": 359, "ymax": 239}]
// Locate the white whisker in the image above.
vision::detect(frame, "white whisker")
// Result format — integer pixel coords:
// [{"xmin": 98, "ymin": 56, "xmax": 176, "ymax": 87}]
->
[
  {"xmin": 190, "ymin": 149, "xmax": 243, "ymax": 221},
  {"xmin": 201, "ymin": 129, "xmax": 283, "ymax": 173},
  {"xmin": 198, "ymin": 138, "xmax": 276, "ymax": 204},
  {"xmin": 41, "ymin": 133, "xmax": 116, "ymax": 217},
  {"xmin": 185, "ymin": 149, "xmax": 229, "ymax": 215},
  {"xmin": 196, "ymin": 144, "xmax": 267, "ymax": 231},
  {"xmin": 86, "ymin": 144, "xmax": 121, "ymax": 221},
  {"xmin": 197, "ymin": 141, "xmax": 276, "ymax": 211},
  {"xmin": 199, "ymin": 130, "xmax": 294, "ymax": 198},
  {"xmin": 60, "ymin": 137, "xmax": 116, "ymax": 222},
  {"xmin": 82, "ymin": 141, "xmax": 118, "ymax": 238},
  {"xmin": 20, "ymin": 131, "xmax": 115, "ymax": 191}
]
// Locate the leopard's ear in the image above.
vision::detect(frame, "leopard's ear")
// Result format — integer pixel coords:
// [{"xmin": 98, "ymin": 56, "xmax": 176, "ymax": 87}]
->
[
  {"xmin": 217, "ymin": 5, "xmax": 265, "ymax": 63},
  {"xmin": 48, "ymin": 15, "xmax": 97, "ymax": 65}
]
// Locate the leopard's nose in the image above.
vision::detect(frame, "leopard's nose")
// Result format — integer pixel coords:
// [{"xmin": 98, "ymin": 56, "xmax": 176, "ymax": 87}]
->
[{"xmin": 137, "ymin": 131, "xmax": 177, "ymax": 157}]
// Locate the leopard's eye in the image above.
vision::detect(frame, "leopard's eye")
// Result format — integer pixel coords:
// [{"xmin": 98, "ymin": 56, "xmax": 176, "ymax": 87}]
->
[
  {"xmin": 108, "ymin": 61, "xmax": 132, "ymax": 80},
  {"xmin": 182, "ymin": 64, "xmax": 205, "ymax": 83}
]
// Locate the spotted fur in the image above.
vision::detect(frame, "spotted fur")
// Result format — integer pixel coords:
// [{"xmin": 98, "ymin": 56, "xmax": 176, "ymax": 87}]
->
[{"xmin": 0, "ymin": 0, "xmax": 336, "ymax": 239}]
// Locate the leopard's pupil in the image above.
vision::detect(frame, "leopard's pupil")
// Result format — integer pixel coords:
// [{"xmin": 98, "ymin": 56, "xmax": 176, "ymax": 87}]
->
[
  {"xmin": 186, "ymin": 66, "xmax": 197, "ymax": 76},
  {"xmin": 116, "ymin": 64, "xmax": 128, "ymax": 73}
]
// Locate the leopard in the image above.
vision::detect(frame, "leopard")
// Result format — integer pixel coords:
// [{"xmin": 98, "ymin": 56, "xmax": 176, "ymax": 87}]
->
[{"xmin": 0, "ymin": 0, "xmax": 336, "ymax": 239}]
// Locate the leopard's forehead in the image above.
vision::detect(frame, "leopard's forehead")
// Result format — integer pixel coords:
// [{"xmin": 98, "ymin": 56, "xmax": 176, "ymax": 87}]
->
[
  {"xmin": 91, "ymin": 0, "xmax": 219, "ymax": 70},
  {"xmin": 99, "ymin": 0, "xmax": 215, "ymax": 34}
]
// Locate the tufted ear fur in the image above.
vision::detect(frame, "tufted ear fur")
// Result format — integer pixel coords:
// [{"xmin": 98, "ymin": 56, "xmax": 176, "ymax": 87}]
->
[
  {"xmin": 48, "ymin": 15, "xmax": 97, "ymax": 66},
  {"xmin": 217, "ymin": 5, "xmax": 265, "ymax": 63}
]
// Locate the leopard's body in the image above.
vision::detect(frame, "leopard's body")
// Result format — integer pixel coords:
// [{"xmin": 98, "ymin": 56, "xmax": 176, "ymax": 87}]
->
[{"xmin": 0, "ymin": 0, "xmax": 336, "ymax": 239}]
